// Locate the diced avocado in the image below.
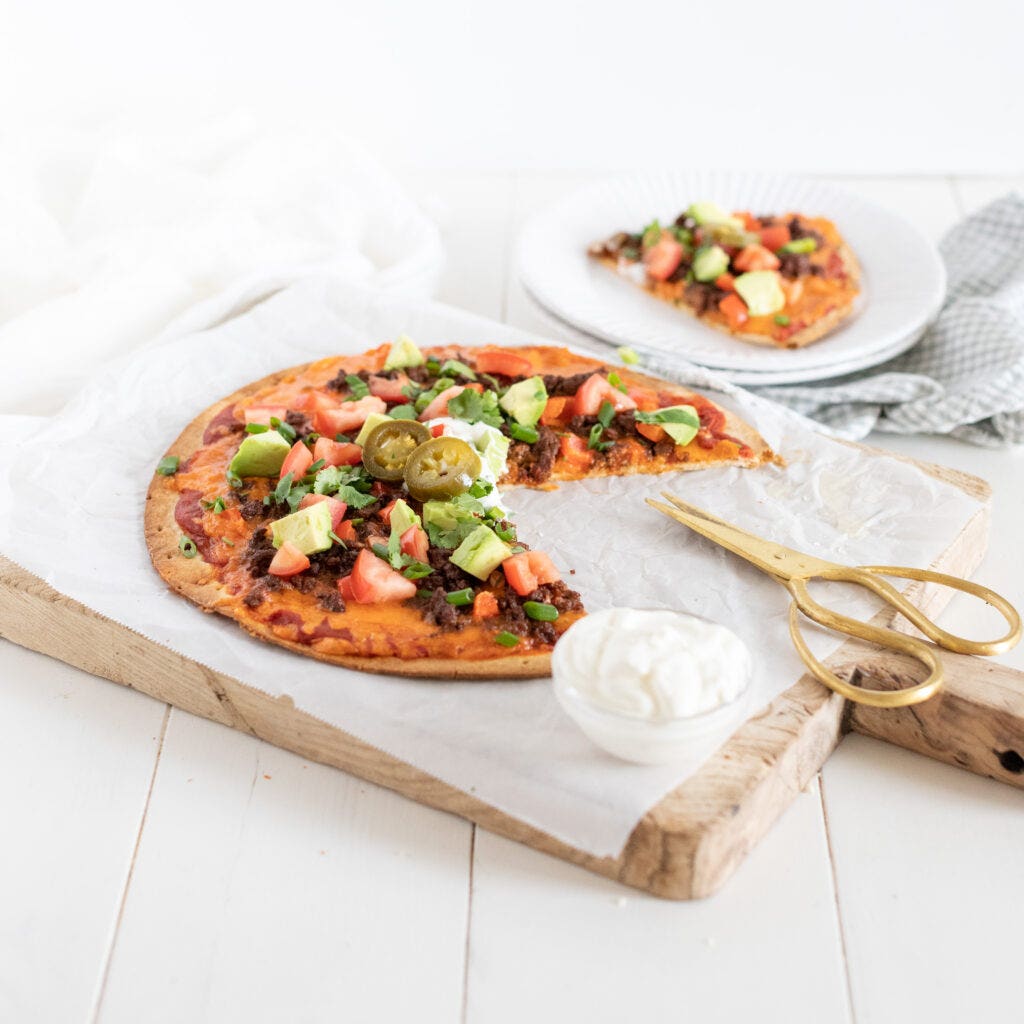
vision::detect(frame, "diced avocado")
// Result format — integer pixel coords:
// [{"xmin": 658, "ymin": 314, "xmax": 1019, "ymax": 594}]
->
[
  {"xmin": 354, "ymin": 411, "xmax": 392, "ymax": 447},
  {"xmin": 692, "ymin": 245, "xmax": 730, "ymax": 283},
  {"xmin": 648, "ymin": 405, "xmax": 700, "ymax": 446},
  {"xmin": 734, "ymin": 271, "xmax": 786, "ymax": 317},
  {"xmin": 499, "ymin": 376, "xmax": 548, "ymax": 427},
  {"xmin": 466, "ymin": 423, "xmax": 510, "ymax": 481},
  {"xmin": 686, "ymin": 201, "xmax": 744, "ymax": 231},
  {"xmin": 383, "ymin": 334, "xmax": 425, "ymax": 370},
  {"xmin": 270, "ymin": 501, "xmax": 334, "ymax": 554},
  {"xmin": 228, "ymin": 430, "xmax": 291, "ymax": 477},
  {"xmin": 449, "ymin": 524, "xmax": 513, "ymax": 581},
  {"xmin": 422, "ymin": 498, "xmax": 478, "ymax": 533},
  {"xmin": 389, "ymin": 498, "xmax": 420, "ymax": 538}
]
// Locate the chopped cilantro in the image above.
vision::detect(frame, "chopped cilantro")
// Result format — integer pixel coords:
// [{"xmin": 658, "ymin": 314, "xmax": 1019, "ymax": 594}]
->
[
  {"xmin": 389, "ymin": 404, "xmax": 417, "ymax": 420},
  {"xmin": 156, "ymin": 456, "xmax": 180, "ymax": 476},
  {"xmin": 509, "ymin": 423, "xmax": 539, "ymax": 443},
  {"xmin": 439, "ymin": 359, "xmax": 477, "ymax": 381},
  {"xmin": 447, "ymin": 388, "xmax": 504, "ymax": 428},
  {"xmin": 272, "ymin": 473, "xmax": 294, "ymax": 504},
  {"xmin": 201, "ymin": 496, "xmax": 227, "ymax": 514},
  {"xmin": 607, "ymin": 371, "xmax": 628, "ymax": 394},
  {"xmin": 468, "ymin": 479, "xmax": 493, "ymax": 498},
  {"xmin": 401, "ymin": 561, "xmax": 433, "ymax": 580}
]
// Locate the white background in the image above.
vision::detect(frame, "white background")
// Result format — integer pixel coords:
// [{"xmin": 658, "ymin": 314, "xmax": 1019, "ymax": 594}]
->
[
  {"xmin": 1, "ymin": 0, "xmax": 1022, "ymax": 174},
  {"xmin": 1, "ymin": 4, "xmax": 1024, "ymax": 1023}
]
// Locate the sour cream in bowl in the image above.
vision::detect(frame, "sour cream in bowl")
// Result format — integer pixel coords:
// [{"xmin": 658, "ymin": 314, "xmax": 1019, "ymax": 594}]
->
[{"xmin": 551, "ymin": 608, "xmax": 753, "ymax": 765}]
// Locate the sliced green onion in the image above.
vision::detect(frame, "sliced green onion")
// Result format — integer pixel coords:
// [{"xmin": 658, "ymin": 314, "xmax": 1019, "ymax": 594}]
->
[
  {"xmin": 523, "ymin": 601, "xmax": 558, "ymax": 622},
  {"xmin": 607, "ymin": 371, "xmax": 628, "ymax": 394},
  {"xmin": 617, "ymin": 346, "xmax": 641, "ymax": 365},
  {"xmin": 178, "ymin": 535, "xmax": 198, "ymax": 559},
  {"xmin": 425, "ymin": 357, "xmax": 442, "ymax": 375},
  {"xmin": 221, "ymin": 537, "xmax": 235, "ymax": 547},
  {"xmin": 156, "ymin": 455, "xmax": 180, "ymax": 476},
  {"xmin": 588, "ymin": 424, "xmax": 613, "ymax": 452},
  {"xmin": 494, "ymin": 631, "xmax": 520, "ymax": 647},
  {"xmin": 495, "ymin": 524, "xmax": 517, "ymax": 543},
  {"xmin": 509, "ymin": 423, "xmax": 539, "ymax": 444},
  {"xmin": 334, "ymin": 433, "xmax": 352, "ymax": 443},
  {"xmin": 468, "ymin": 479, "xmax": 494, "ymax": 498},
  {"xmin": 774, "ymin": 314, "xmax": 791, "ymax": 326},
  {"xmin": 270, "ymin": 416, "xmax": 297, "ymax": 442},
  {"xmin": 226, "ymin": 470, "xmax": 244, "ymax": 490},
  {"xmin": 244, "ymin": 423, "xmax": 269, "ymax": 434},
  {"xmin": 307, "ymin": 458, "xmax": 326, "ymax": 474},
  {"xmin": 445, "ymin": 588, "xmax": 474, "ymax": 606},
  {"xmin": 597, "ymin": 400, "xmax": 615, "ymax": 428},
  {"xmin": 328, "ymin": 530, "xmax": 345, "ymax": 547},
  {"xmin": 416, "ymin": 588, "xmax": 435, "ymax": 600}
]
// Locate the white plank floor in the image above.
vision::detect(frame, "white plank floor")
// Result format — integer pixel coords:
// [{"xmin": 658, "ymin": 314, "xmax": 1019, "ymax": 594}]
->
[{"xmin": 1, "ymin": 172, "xmax": 1021, "ymax": 1024}]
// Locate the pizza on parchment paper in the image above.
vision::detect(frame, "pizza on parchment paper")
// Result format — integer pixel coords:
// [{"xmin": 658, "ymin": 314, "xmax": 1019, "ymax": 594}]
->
[
  {"xmin": 589, "ymin": 201, "xmax": 861, "ymax": 349},
  {"xmin": 146, "ymin": 339, "xmax": 776, "ymax": 679}
]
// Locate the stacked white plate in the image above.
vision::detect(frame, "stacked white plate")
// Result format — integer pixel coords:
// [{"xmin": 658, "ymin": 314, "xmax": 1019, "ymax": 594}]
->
[{"xmin": 518, "ymin": 171, "xmax": 946, "ymax": 386}]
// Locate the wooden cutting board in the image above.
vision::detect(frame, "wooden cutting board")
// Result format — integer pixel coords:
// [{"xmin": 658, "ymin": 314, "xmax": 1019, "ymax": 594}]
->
[{"xmin": 1, "ymin": 447, "xmax": 1021, "ymax": 899}]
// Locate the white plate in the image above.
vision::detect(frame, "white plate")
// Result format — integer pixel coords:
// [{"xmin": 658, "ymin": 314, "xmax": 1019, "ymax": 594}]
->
[
  {"xmin": 517, "ymin": 171, "xmax": 946, "ymax": 378},
  {"xmin": 525, "ymin": 291, "xmax": 927, "ymax": 387}
]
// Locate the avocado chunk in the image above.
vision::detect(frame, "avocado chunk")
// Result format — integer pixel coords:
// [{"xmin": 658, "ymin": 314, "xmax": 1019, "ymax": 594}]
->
[
  {"xmin": 686, "ymin": 201, "xmax": 744, "ymax": 231},
  {"xmin": 734, "ymin": 271, "xmax": 786, "ymax": 317},
  {"xmin": 498, "ymin": 376, "xmax": 548, "ymax": 427},
  {"xmin": 638, "ymin": 405, "xmax": 700, "ymax": 446},
  {"xmin": 383, "ymin": 334, "xmax": 425, "ymax": 371},
  {"xmin": 354, "ymin": 411, "xmax": 392, "ymax": 447},
  {"xmin": 270, "ymin": 501, "xmax": 334, "ymax": 554},
  {"xmin": 692, "ymin": 245, "xmax": 730, "ymax": 283},
  {"xmin": 388, "ymin": 498, "xmax": 421, "ymax": 539},
  {"xmin": 449, "ymin": 524, "xmax": 513, "ymax": 580},
  {"xmin": 228, "ymin": 430, "xmax": 291, "ymax": 477}
]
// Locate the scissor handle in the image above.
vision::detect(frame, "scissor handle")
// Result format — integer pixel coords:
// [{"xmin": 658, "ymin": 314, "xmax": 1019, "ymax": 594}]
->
[
  {"xmin": 816, "ymin": 565, "xmax": 1022, "ymax": 656},
  {"xmin": 784, "ymin": 578, "xmax": 945, "ymax": 708}
]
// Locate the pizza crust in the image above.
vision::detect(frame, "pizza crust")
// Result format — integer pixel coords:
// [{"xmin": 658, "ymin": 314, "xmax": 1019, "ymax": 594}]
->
[
  {"xmin": 595, "ymin": 237, "xmax": 861, "ymax": 350},
  {"xmin": 146, "ymin": 346, "xmax": 774, "ymax": 680}
]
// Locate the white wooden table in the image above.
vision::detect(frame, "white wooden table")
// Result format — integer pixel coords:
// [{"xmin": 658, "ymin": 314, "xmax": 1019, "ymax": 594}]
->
[{"xmin": 2, "ymin": 173, "xmax": 1022, "ymax": 1024}]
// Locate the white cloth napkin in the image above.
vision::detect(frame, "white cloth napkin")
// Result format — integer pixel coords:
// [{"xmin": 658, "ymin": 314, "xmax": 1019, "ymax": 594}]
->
[{"xmin": 0, "ymin": 114, "xmax": 443, "ymax": 415}]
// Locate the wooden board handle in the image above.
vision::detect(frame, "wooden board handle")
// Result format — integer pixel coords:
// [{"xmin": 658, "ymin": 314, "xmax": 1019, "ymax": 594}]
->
[{"xmin": 835, "ymin": 643, "xmax": 1024, "ymax": 789}]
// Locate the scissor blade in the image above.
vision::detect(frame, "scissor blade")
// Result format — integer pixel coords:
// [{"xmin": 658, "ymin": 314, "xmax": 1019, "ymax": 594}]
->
[{"xmin": 646, "ymin": 493, "xmax": 837, "ymax": 580}]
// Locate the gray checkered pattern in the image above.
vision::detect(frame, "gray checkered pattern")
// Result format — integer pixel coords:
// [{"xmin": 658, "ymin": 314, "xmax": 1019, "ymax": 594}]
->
[{"xmin": 749, "ymin": 194, "xmax": 1024, "ymax": 446}]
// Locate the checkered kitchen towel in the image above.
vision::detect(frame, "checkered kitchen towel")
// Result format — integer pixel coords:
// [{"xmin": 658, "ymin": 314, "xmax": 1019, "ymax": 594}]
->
[{"xmin": 749, "ymin": 194, "xmax": 1024, "ymax": 446}]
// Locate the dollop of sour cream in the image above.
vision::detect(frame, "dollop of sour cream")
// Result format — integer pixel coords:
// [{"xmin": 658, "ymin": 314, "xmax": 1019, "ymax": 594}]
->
[
  {"xmin": 426, "ymin": 416, "xmax": 510, "ymax": 511},
  {"xmin": 553, "ymin": 608, "xmax": 751, "ymax": 721}
]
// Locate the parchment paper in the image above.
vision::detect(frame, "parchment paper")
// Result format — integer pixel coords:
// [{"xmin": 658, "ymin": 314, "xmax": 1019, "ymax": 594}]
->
[{"xmin": 0, "ymin": 279, "xmax": 985, "ymax": 857}]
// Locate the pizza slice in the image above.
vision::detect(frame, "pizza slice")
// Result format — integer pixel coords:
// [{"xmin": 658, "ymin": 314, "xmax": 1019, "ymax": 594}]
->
[
  {"xmin": 589, "ymin": 201, "xmax": 861, "ymax": 349},
  {"xmin": 146, "ymin": 339, "xmax": 775, "ymax": 679}
]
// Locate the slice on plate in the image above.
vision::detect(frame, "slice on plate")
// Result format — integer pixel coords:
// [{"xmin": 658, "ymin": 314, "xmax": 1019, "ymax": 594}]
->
[
  {"xmin": 146, "ymin": 338, "xmax": 776, "ymax": 680},
  {"xmin": 589, "ymin": 200, "xmax": 861, "ymax": 349}
]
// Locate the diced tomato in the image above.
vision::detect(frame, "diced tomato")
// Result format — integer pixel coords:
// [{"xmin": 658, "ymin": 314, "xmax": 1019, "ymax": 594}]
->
[
  {"xmin": 636, "ymin": 421, "xmax": 667, "ymax": 443},
  {"xmin": 313, "ymin": 395, "xmax": 387, "ymax": 436},
  {"xmin": 719, "ymin": 293, "xmax": 750, "ymax": 330},
  {"xmin": 472, "ymin": 591, "xmax": 499, "ymax": 621},
  {"xmin": 280, "ymin": 440, "xmax": 313, "ymax": 480},
  {"xmin": 313, "ymin": 437, "xmax": 363, "ymax": 467},
  {"xmin": 243, "ymin": 405, "xmax": 288, "ymax": 425},
  {"xmin": 349, "ymin": 549, "xmax": 417, "ymax": 604},
  {"xmin": 335, "ymin": 520, "xmax": 358, "ymax": 544},
  {"xmin": 732, "ymin": 244, "xmax": 781, "ymax": 273},
  {"xmin": 430, "ymin": 423, "xmax": 445, "ymax": 437},
  {"xmin": 399, "ymin": 525, "xmax": 429, "ymax": 563},
  {"xmin": 473, "ymin": 348, "xmax": 533, "ymax": 378},
  {"xmin": 558, "ymin": 433, "xmax": 595, "ymax": 471},
  {"xmin": 526, "ymin": 550, "xmax": 561, "ymax": 586},
  {"xmin": 758, "ymin": 224, "xmax": 791, "ymax": 252},
  {"xmin": 573, "ymin": 374, "xmax": 636, "ymax": 416},
  {"xmin": 502, "ymin": 553, "xmax": 538, "ymax": 597},
  {"xmin": 367, "ymin": 374, "xmax": 411, "ymax": 403},
  {"xmin": 643, "ymin": 235, "xmax": 684, "ymax": 282},
  {"xmin": 736, "ymin": 211, "xmax": 762, "ymax": 231},
  {"xmin": 291, "ymin": 390, "xmax": 339, "ymax": 413},
  {"xmin": 379, "ymin": 499, "xmax": 397, "ymax": 526},
  {"xmin": 626, "ymin": 387, "xmax": 659, "ymax": 412},
  {"xmin": 540, "ymin": 396, "xmax": 571, "ymax": 426},
  {"xmin": 338, "ymin": 575, "xmax": 356, "ymax": 600},
  {"xmin": 714, "ymin": 273, "xmax": 736, "ymax": 292},
  {"xmin": 298, "ymin": 493, "xmax": 347, "ymax": 530},
  {"xmin": 268, "ymin": 541, "xmax": 310, "ymax": 578},
  {"xmin": 417, "ymin": 384, "xmax": 472, "ymax": 421}
]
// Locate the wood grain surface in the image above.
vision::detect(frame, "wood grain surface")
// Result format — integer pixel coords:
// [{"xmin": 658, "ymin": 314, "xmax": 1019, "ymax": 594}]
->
[{"xmin": 0, "ymin": 448, "xmax": 1016, "ymax": 899}]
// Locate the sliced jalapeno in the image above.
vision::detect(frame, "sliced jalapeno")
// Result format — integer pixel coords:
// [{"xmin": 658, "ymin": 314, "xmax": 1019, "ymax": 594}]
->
[
  {"xmin": 362, "ymin": 420, "xmax": 431, "ymax": 480},
  {"xmin": 403, "ymin": 437, "xmax": 482, "ymax": 501}
]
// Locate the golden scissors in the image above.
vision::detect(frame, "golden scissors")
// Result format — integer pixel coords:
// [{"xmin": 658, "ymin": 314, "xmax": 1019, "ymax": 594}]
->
[{"xmin": 647, "ymin": 493, "xmax": 1021, "ymax": 708}]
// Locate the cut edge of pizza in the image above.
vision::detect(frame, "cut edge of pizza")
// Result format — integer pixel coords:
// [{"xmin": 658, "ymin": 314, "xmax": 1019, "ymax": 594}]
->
[
  {"xmin": 146, "ymin": 339, "xmax": 777, "ymax": 680},
  {"xmin": 588, "ymin": 201, "xmax": 861, "ymax": 350}
]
